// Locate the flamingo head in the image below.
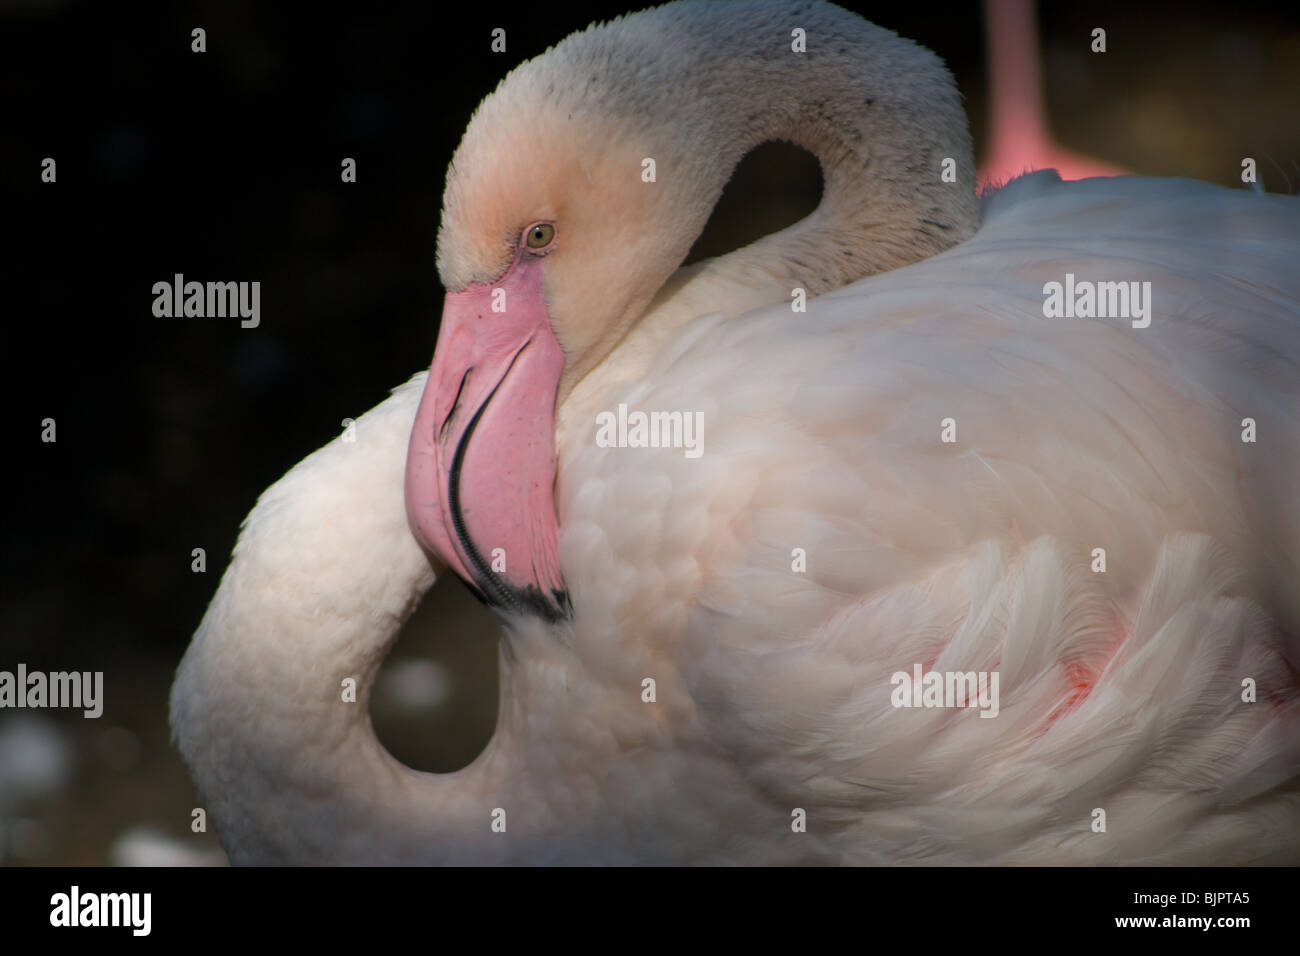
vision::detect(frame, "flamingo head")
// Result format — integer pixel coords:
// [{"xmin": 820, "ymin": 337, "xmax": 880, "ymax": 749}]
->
[{"xmin": 404, "ymin": 46, "xmax": 711, "ymax": 621}]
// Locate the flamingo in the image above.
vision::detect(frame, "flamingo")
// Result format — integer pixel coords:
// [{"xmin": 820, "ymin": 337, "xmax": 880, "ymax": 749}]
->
[{"xmin": 172, "ymin": 0, "xmax": 1300, "ymax": 864}]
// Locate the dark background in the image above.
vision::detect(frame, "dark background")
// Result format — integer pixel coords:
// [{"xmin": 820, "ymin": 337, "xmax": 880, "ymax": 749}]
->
[{"xmin": 2, "ymin": 0, "xmax": 1298, "ymax": 864}]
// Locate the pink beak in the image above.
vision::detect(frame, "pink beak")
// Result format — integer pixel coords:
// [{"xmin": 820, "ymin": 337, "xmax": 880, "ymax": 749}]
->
[{"xmin": 405, "ymin": 257, "xmax": 570, "ymax": 621}]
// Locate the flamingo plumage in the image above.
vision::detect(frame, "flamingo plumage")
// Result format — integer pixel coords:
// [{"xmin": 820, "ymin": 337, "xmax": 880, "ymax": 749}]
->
[{"xmin": 172, "ymin": 0, "xmax": 1300, "ymax": 864}]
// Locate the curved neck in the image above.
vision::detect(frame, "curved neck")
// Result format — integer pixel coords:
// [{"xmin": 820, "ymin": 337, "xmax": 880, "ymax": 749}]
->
[
  {"xmin": 559, "ymin": 1, "xmax": 980, "ymax": 406},
  {"xmin": 701, "ymin": 47, "xmax": 980, "ymax": 298},
  {"xmin": 170, "ymin": 374, "xmax": 513, "ymax": 863}
]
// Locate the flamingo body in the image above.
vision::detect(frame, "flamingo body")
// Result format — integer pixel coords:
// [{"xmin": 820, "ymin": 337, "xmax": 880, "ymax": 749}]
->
[{"xmin": 172, "ymin": 0, "xmax": 1300, "ymax": 864}]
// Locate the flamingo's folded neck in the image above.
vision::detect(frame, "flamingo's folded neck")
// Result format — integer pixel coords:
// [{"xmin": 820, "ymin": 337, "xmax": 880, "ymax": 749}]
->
[
  {"xmin": 170, "ymin": 376, "xmax": 522, "ymax": 863},
  {"xmin": 440, "ymin": 3, "xmax": 982, "ymax": 413}
]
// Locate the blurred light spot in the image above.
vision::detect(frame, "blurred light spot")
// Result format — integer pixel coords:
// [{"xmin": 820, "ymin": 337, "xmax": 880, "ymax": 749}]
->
[
  {"xmin": 379, "ymin": 659, "xmax": 451, "ymax": 711},
  {"xmin": 110, "ymin": 825, "xmax": 227, "ymax": 867},
  {"xmin": 0, "ymin": 715, "xmax": 74, "ymax": 808}
]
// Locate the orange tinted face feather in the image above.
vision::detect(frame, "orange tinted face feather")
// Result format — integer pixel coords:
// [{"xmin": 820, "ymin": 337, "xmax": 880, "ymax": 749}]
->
[
  {"xmin": 435, "ymin": 0, "xmax": 980, "ymax": 400},
  {"xmin": 438, "ymin": 101, "xmax": 697, "ymax": 397}
]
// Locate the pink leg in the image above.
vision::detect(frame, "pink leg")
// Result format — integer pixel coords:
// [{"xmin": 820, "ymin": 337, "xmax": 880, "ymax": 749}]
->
[{"xmin": 979, "ymin": 0, "xmax": 1128, "ymax": 190}]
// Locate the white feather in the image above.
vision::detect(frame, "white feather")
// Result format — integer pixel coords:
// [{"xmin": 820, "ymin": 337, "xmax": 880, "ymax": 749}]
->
[{"xmin": 172, "ymin": 2, "xmax": 1300, "ymax": 864}]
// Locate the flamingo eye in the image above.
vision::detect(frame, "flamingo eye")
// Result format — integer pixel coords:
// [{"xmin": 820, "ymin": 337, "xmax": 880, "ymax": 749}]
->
[{"xmin": 524, "ymin": 223, "xmax": 555, "ymax": 251}]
